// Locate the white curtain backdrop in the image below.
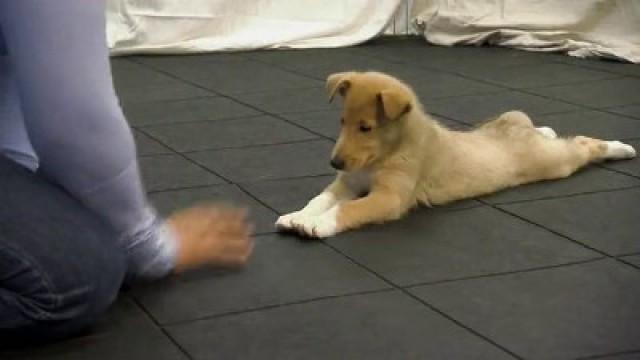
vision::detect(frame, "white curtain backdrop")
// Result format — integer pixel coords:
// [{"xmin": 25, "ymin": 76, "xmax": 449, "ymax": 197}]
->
[
  {"xmin": 106, "ymin": 0, "xmax": 640, "ymax": 63},
  {"xmin": 106, "ymin": 0, "xmax": 401, "ymax": 55},
  {"xmin": 411, "ymin": 0, "xmax": 640, "ymax": 63}
]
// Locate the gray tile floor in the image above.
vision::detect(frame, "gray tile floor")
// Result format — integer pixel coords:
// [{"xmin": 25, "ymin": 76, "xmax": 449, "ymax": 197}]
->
[{"xmin": 5, "ymin": 37, "xmax": 640, "ymax": 360}]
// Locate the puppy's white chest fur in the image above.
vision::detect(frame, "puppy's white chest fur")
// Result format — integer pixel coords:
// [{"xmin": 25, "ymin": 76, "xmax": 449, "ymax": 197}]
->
[{"xmin": 343, "ymin": 170, "xmax": 372, "ymax": 195}]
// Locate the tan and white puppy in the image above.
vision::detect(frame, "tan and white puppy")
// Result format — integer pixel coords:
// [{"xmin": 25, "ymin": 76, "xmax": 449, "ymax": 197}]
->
[{"xmin": 276, "ymin": 71, "xmax": 636, "ymax": 238}]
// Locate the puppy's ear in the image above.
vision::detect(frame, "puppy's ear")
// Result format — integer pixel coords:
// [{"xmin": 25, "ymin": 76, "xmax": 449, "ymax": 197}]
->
[
  {"xmin": 327, "ymin": 72, "xmax": 355, "ymax": 102},
  {"xmin": 376, "ymin": 89, "xmax": 412, "ymax": 123}
]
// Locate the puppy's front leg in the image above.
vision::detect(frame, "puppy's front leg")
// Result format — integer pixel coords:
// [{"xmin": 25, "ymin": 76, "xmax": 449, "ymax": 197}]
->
[
  {"xmin": 295, "ymin": 189, "xmax": 412, "ymax": 238},
  {"xmin": 296, "ymin": 173, "xmax": 414, "ymax": 238},
  {"xmin": 276, "ymin": 176, "xmax": 355, "ymax": 231}
]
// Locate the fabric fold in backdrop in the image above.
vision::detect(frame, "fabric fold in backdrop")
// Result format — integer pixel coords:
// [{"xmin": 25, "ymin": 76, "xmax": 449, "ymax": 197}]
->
[
  {"xmin": 106, "ymin": 0, "xmax": 401, "ymax": 55},
  {"xmin": 412, "ymin": 0, "xmax": 640, "ymax": 63}
]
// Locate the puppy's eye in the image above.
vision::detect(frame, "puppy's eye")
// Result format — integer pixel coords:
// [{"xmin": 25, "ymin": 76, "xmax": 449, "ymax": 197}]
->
[
  {"xmin": 359, "ymin": 124, "xmax": 372, "ymax": 133},
  {"xmin": 340, "ymin": 118, "xmax": 345, "ymax": 125}
]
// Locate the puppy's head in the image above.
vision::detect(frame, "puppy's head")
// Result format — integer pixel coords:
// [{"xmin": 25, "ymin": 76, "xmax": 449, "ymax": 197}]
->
[{"xmin": 327, "ymin": 71, "xmax": 414, "ymax": 172}]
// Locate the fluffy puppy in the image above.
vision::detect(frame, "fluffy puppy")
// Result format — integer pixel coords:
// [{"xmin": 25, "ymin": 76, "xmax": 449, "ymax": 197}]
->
[{"xmin": 276, "ymin": 71, "xmax": 636, "ymax": 238}]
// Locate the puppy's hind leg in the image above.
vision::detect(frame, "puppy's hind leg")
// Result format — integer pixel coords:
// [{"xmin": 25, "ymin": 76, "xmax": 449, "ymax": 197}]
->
[
  {"xmin": 548, "ymin": 136, "xmax": 636, "ymax": 180},
  {"xmin": 536, "ymin": 127, "xmax": 557, "ymax": 139},
  {"xmin": 500, "ymin": 110, "xmax": 534, "ymax": 127},
  {"xmin": 571, "ymin": 136, "xmax": 636, "ymax": 162},
  {"xmin": 489, "ymin": 110, "xmax": 534, "ymax": 129},
  {"xmin": 494, "ymin": 110, "xmax": 557, "ymax": 138},
  {"xmin": 603, "ymin": 140, "xmax": 636, "ymax": 160}
]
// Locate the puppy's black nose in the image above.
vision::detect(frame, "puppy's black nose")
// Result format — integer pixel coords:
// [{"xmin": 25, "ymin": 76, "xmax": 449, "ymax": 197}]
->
[{"xmin": 330, "ymin": 157, "xmax": 345, "ymax": 170}]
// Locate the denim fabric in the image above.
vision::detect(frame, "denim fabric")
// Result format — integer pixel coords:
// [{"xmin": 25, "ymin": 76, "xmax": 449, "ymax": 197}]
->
[{"xmin": 0, "ymin": 156, "xmax": 126, "ymax": 345}]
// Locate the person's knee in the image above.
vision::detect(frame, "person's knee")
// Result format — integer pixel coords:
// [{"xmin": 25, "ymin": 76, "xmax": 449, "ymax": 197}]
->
[
  {"xmin": 0, "ymin": 226, "xmax": 126, "ymax": 342},
  {"xmin": 0, "ymin": 29, "xmax": 6, "ymax": 55},
  {"xmin": 75, "ymin": 240, "xmax": 127, "ymax": 322},
  {"xmin": 1, "ymin": 155, "xmax": 128, "ymax": 343},
  {"xmin": 30, "ymin": 252, "xmax": 125, "ymax": 328},
  {"xmin": 57, "ymin": 229, "xmax": 127, "ymax": 331}
]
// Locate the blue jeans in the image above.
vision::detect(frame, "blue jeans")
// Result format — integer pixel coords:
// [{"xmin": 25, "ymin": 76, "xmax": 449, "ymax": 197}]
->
[{"xmin": 0, "ymin": 156, "xmax": 126, "ymax": 345}]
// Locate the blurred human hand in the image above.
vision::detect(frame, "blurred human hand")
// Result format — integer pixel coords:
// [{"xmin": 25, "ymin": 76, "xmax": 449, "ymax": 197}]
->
[{"xmin": 168, "ymin": 205, "xmax": 254, "ymax": 273}]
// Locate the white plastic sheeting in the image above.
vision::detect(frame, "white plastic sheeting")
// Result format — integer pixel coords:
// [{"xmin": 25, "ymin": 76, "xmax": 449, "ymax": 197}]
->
[
  {"xmin": 106, "ymin": 0, "xmax": 401, "ymax": 55},
  {"xmin": 412, "ymin": 0, "xmax": 640, "ymax": 63}
]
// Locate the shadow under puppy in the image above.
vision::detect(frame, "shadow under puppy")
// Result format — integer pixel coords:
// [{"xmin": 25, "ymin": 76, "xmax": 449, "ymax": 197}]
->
[{"xmin": 276, "ymin": 71, "xmax": 636, "ymax": 238}]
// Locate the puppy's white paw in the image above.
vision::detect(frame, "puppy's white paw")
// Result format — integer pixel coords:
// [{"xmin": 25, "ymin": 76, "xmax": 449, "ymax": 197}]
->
[
  {"xmin": 605, "ymin": 141, "xmax": 636, "ymax": 160},
  {"xmin": 276, "ymin": 211, "xmax": 303, "ymax": 231},
  {"xmin": 294, "ymin": 207, "xmax": 339, "ymax": 239},
  {"xmin": 536, "ymin": 126, "xmax": 557, "ymax": 139}
]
